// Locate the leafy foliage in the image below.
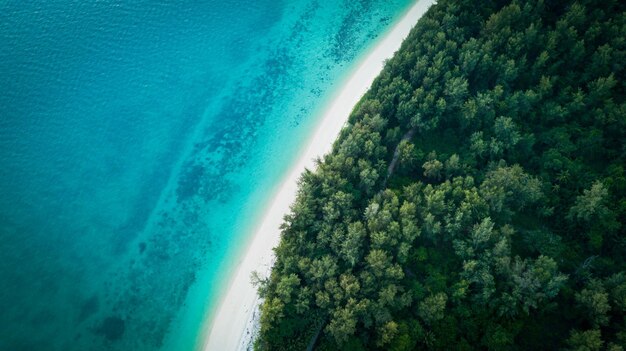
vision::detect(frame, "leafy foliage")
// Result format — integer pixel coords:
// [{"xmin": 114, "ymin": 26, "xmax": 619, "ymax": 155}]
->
[{"xmin": 257, "ymin": 0, "xmax": 626, "ymax": 349}]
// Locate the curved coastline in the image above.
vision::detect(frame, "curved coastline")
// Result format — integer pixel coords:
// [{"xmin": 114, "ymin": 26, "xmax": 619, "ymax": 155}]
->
[{"xmin": 202, "ymin": 1, "xmax": 435, "ymax": 349}]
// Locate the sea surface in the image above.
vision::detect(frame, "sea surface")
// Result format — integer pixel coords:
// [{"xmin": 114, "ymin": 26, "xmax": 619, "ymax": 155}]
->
[{"xmin": 0, "ymin": 1, "xmax": 412, "ymax": 350}]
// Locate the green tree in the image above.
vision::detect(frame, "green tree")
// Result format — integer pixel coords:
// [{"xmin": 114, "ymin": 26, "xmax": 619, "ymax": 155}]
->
[
  {"xmin": 398, "ymin": 140, "xmax": 417, "ymax": 171},
  {"xmin": 327, "ymin": 304, "xmax": 358, "ymax": 344},
  {"xmin": 276, "ymin": 273, "xmax": 300, "ymax": 304},
  {"xmin": 377, "ymin": 320, "xmax": 399, "ymax": 346},
  {"xmin": 568, "ymin": 181, "xmax": 610, "ymax": 223},
  {"xmin": 418, "ymin": 293, "xmax": 447, "ymax": 325},
  {"xmin": 444, "ymin": 154, "xmax": 461, "ymax": 178},
  {"xmin": 423, "ymin": 159, "xmax": 444, "ymax": 181},
  {"xmin": 575, "ymin": 279, "xmax": 610, "ymax": 327},
  {"xmin": 341, "ymin": 222, "xmax": 366, "ymax": 267},
  {"xmin": 493, "ymin": 116, "xmax": 521, "ymax": 149},
  {"xmin": 480, "ymin": 164, "xmax": 542, "ymax": 214},
  {"xmin": 566, "ymin": 329, "xmax": 603, "ymax": 351}
]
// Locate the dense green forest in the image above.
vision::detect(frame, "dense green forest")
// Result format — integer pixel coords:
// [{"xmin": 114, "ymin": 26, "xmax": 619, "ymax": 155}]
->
[{"xmin": 256, "ymin": 0, "xmax": 625, "ymax": 349}]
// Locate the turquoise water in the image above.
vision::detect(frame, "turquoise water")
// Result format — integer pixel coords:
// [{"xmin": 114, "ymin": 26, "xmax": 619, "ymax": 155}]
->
[{"xmin": 0, "ymin": 1, "xmax": 412, "ymax": 350}]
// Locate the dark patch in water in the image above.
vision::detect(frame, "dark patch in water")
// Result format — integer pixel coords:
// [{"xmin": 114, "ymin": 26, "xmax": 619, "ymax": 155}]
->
[
  {"xmin": 138, "ymin": 241, "xmax": 146, "ymax": 254},
  {"xmin": 176, "ymin": 164, "xmax": 205, "ymax": 201},
  {"xmin": 78, "ymin": 295, "xmax": 99, "ymax": 323},
  {"xmin": 96, "ymin": 316, "xmax": 125, "ymax": 341}
]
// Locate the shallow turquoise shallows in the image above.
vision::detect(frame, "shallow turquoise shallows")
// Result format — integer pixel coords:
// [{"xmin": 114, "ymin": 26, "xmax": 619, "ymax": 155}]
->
[{"xmin": 0, "ymin": 1, "xmax": 412, "ymax": 350}]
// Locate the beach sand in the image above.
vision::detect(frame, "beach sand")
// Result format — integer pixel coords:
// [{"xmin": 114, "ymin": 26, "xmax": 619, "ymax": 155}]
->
[{"xmin": 203, "ymin": 1, "xmax": 434, "ymax": 349}]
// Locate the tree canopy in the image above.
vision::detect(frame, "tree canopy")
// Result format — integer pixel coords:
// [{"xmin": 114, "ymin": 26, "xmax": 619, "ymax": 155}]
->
[{"xmin": 257, "ymin": 0, "xmax": 626, "ymax": 349}]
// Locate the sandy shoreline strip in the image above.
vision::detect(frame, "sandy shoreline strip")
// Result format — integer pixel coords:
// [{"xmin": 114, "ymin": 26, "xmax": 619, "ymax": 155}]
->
[{"xmin": 203, "ymin": 1, "xmax": 434, "ymax": 349}]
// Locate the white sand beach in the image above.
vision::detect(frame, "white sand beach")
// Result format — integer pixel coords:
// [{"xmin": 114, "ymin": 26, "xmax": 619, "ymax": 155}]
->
[{"xmin": 203, "ymin": 1, "xmax": 435, "ymax": 349}]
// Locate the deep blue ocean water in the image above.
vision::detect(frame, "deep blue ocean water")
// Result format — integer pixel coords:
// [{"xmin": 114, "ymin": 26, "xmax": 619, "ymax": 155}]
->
[{"xmin": 0, "ymin": 1, "xmax": 412, "ymax": 350}]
